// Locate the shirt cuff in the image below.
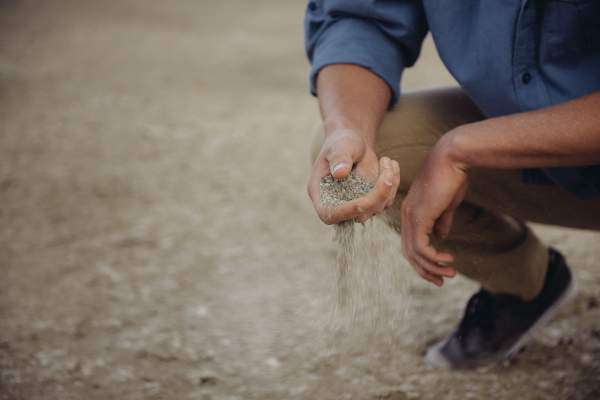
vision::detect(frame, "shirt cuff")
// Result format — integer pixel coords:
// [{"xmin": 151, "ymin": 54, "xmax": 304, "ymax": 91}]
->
[{"xmin": 309, "ymin": 18, "xmax": 407, "ymax": 108}]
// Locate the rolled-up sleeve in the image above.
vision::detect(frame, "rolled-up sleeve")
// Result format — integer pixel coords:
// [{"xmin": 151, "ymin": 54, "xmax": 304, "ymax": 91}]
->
[{"xmin": 304, "ymin": 0, "xmax": 428, "ymax": 107}]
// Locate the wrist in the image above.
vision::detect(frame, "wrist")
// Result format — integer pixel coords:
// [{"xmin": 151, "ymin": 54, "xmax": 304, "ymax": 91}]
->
[
  {"xmin": 435, "ymin": 127, "xmax": 471, "ymax": 171},
  {"xmin": 323, "ymin": 117, "xmax": 376, "ymax": 147}
]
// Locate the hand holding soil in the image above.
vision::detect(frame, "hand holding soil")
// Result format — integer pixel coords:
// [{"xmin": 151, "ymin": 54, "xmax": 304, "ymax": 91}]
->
[
  {"xmin": 308, "ymin": 129, "xmax": 400, "ymax": 225},
  {"xmin": 319, "ymin": 172, "xmax": 374, "ymax": 208}
]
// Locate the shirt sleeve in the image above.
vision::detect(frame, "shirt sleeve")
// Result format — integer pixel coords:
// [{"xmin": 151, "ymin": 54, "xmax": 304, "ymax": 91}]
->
[{"xmin": 304, "ymin": 0, "xmax": 428, "ymax": 107}]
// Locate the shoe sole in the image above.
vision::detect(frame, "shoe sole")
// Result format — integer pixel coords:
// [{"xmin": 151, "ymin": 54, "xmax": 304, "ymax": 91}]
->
[
  {"xmin": 424, "ymin": 278, "xmax": 578, "ymax": 369},
  {"xmin": 505, "ymin": 277, "xmax": 577, "ymax": 359}
]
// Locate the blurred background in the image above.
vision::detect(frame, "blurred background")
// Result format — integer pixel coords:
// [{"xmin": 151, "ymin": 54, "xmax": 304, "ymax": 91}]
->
[{"xmin": 1, "ymin": 1, "xmax": 600, "ymax": 399}]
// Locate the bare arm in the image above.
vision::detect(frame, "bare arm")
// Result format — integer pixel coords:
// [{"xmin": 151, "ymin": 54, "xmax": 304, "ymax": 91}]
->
[
  {"xmin": 317, "ymin": 64, "xmax": 390, "ymax": 149},
  {"xmin": 401, "ymin": 91, "xmax": 600, "ymax": 287},
  {"xmin": 445, "ymin": 91, "xmax": 600, "ymax": 169},
  {"xmin": 307, "ymin": 64, "xmax": 402, "ymax": 225}
]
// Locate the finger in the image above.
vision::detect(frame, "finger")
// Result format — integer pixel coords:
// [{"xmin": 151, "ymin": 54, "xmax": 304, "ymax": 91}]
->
[
  {"xmin": 356, "ymin": 157, "xmax": 395, "ymax": 214},
  {"xmin": 414, "ymin": 253, "xmax": 456, "ymax": 278},
  {"xmin": 379, "ymin": 156, "xmax": 395, "ymax": 188},
  {"xmin": 385, "ymin": 160, "xmax": 401, "ymax": 208},
  {"xmin": 401, "ymin": 218, "xmax": 447, "ymax": 286},
  {"xmin": 319, "ymin": 177, "xmax": 388, "ymax": 223},
  {"xmin": 307, "ymin": 171, "xmax": 320, "ymax": 204},
  {"xmin": 413, "ymin": 221, "xmax": 455, "ymax": 265},
  {"xmin": 319, "ymin": 196, "xmax": 372, "ymax": 224},
  {"xmin": 326, "ymin": 150, "xmax": 353, "ymax": 180},
  {"xmin": 328, "ymin": 157, "xmax": 395, "ymax": 223}
]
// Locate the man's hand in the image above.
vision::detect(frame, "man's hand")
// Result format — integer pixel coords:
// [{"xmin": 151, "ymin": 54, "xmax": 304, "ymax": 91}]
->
[
  {"xmin": 400, "ymin": 91, "xmax": 600, "ymax": 286},
  {"xmin": 400, "ymin": 134, "xmax": 466, "ymax": 286},
  {"xmin": 310, "ymin": 64, "xmax": 396, "ymax": 224},
  {"xmin": 307, "ymin": 129, "xmax": 400, "ymax": 224}
]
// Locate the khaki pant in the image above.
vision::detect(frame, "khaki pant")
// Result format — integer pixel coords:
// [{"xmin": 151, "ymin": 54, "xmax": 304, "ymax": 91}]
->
[{"xmin": 311, "ymin": 87, "xmax": 600, "ymax": 300}]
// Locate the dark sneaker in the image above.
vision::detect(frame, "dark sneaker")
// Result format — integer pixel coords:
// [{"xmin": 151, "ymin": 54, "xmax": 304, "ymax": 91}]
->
[{"xmin": 425, "ymin": 248, "xmax": 576, "ymax": 369}]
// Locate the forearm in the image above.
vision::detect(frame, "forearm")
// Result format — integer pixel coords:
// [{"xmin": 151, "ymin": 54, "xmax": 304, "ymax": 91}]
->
[
  {"xmin": 316, "ymin": 64, "xmax": 391, "ymax": 147},
  {"xmin": 448, "ymin": 91, "xmax": 600, "ymax": 170}
]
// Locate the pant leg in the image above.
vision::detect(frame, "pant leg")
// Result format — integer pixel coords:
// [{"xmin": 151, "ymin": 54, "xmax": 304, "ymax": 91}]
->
[
  {"xmin": 311, "ymin": 87, "xmax": 549, "ymax": 300},
  {"xmin": 377, "ymin": 88, "xmax": 555, "ymax": 300}
]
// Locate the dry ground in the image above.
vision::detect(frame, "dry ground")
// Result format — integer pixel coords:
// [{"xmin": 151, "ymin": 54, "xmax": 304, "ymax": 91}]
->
[{"xmin": 1, "ymin": 1, "xmax": 600, "ymax": 399}]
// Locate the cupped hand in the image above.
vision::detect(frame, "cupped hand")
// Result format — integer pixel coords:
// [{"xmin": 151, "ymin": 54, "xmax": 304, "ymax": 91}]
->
[
  {"xmin": 400, "ymin": 136, "xmax": 468, "ymax": 286},
  {"xmin": 307, "ymin": 129, "xmax": 400, "ymax": 225}
]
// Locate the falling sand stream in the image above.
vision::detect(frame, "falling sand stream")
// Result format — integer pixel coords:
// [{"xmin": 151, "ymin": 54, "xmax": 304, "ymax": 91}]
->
[{"xmin": 320, "ymin": 173, "xmax": 411, "ymax": 349}]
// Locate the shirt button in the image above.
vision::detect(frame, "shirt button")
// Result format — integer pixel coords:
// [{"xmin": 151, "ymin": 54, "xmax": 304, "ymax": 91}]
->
[{"xmin": 522, "ymin": 72, "xmax": 532, "ymax": 85}]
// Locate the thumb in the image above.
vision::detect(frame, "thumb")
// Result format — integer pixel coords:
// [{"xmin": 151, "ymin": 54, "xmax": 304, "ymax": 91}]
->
[{"xmin": 326, "ymin": 151, "xmax": 353, "ymax": 179}]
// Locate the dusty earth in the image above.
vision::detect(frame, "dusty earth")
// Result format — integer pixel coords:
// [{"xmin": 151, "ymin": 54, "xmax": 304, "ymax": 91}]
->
[{"xmin": 1, "ymin": 1, "xmax": 600, "ymax": 399}]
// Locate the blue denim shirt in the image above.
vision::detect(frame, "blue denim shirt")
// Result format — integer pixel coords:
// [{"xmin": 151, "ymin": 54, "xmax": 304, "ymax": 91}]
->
[{"xmin": 304, "ymin": 0, "xmax": 600, "ymax": 199}]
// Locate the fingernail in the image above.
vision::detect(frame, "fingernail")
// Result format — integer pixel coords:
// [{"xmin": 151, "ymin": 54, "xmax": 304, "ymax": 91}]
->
[
  {"xmin": 384, "ymin": 170, "xmax": 393, "ymax": 186},
  {"xmin": 331, "ymin": 163, "xmax": 347, "ymax": 174},
  {"xmin": 383, "ymin": 158, "xmax": 391, "ymax": 168}
]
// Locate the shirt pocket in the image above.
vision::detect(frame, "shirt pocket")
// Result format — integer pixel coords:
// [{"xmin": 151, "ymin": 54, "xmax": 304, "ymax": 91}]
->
[{"xmin": 540, "ymin": 0, "xmax": 600, "ymax": 65}]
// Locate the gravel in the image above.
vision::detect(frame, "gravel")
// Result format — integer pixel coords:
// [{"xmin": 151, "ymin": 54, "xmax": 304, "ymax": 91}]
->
[{"xmin": 319, "ymin": 172, "xmax": 374, "ymax": 208}]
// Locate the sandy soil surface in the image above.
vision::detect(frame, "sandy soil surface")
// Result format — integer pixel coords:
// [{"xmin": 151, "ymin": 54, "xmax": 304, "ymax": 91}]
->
[{"xmin": 1, "ymin": 1, "xmax": 600, "ymax": 399}]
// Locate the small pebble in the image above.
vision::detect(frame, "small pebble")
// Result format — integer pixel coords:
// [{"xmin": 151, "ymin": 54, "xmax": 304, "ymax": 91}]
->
[
  {"xmin": 266, "ymin": 357, "xmax": 280, "ymax": 368},
  {"xmin": 196, "ymin": 306, "xmax": 209, "ymax": 317}
]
